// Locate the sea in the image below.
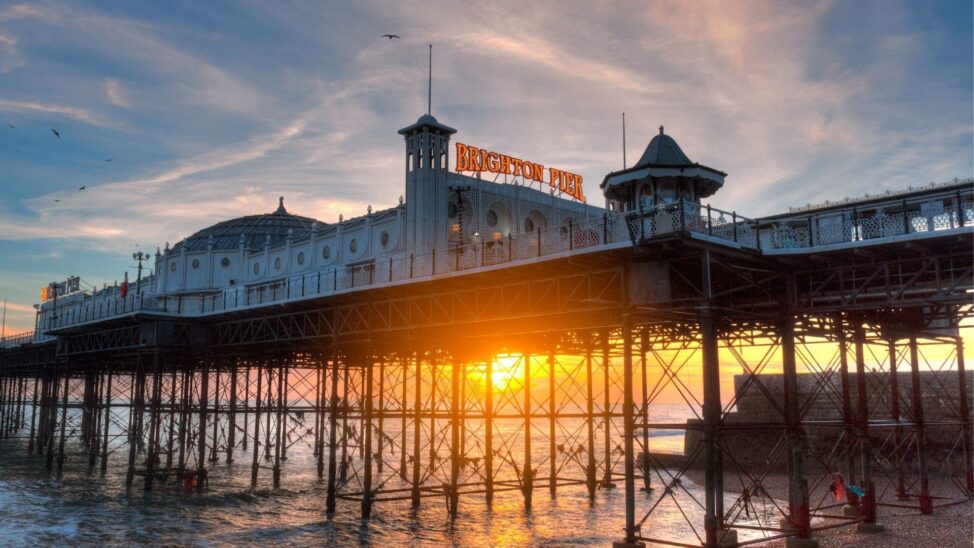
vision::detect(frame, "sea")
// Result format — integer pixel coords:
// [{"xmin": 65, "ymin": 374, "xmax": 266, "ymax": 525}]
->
[{"xmin": 0, "ymin": 403, "xmax": 780, "ymax": 546}]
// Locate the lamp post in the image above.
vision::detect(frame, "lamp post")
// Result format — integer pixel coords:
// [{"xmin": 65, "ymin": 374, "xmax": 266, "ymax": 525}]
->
[{"xmin": 133, "ymin": 251, "xmax": 148, "ymax": 297}]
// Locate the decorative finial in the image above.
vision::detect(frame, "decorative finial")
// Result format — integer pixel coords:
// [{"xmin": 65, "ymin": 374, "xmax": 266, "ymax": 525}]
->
[
  {"xmin": 287, "ymin": 228, "xmax": 293, "ymax": 240},
  {"xmin": 339, "ymin": 213, "xmax": 344, "ymax": 223},
  {"xmin": 399, "ymin": 195, "xmax": 404, "ymax": 206},
  {"xmin": 274, "ymin": 196, "xmax": 287, "ymax": 215},
  {"xmin": 367, "ymin": 204, "xmax": 372, "ymax": 215},
  {"xmin": 659, "ymin": 125, "xmax": 664, "ymax": 135},
  {"xmin": 311, "ymin": 221, "xmax": 319, "ymax": 233}
]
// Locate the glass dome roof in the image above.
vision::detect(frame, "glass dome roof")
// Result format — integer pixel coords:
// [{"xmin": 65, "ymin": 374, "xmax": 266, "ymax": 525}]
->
[{"xmin": 171, "ymin": 197, "xmax": 323, "ymax": 253}]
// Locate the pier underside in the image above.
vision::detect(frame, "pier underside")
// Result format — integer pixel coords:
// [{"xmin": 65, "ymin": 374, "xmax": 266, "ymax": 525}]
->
[{"xmin": 2, "ymin": 229, "xmax": 971, "ymax": 547}]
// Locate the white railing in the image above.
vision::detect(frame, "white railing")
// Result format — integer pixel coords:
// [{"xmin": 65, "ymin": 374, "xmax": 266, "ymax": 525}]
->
[{"xmin": 626, "ymin": 195, "xmax": 973, "ymax": 253}]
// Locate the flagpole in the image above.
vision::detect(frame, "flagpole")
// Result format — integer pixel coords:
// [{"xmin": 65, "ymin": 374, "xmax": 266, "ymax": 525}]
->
[{"xmin": 622, "ymin": 112, "xmax": 627, "ymax": 169}]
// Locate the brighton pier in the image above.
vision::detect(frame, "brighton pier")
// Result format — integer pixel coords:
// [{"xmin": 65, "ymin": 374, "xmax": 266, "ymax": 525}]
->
[{"xmin": 0, "ymin": 113, "xmax": 971, "ymax": 548}]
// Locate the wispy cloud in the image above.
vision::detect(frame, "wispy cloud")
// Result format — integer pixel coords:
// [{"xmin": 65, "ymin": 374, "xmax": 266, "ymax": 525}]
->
[
  {"xmin": 104, "ymin": 79, "xmax": 131, "ymax": 108},
  {"xmin": 0, "ymin": 98, "xmax": 109, "ymax": 126}
]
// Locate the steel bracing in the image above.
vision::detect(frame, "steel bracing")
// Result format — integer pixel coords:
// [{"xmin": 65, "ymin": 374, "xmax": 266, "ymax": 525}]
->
[{"xmin": 1, "ymin": 190, "xmax": 972, "ymax": 547}]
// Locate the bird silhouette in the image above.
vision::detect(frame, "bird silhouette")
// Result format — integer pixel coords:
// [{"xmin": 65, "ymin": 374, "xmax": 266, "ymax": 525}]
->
[
  {"xmin": 104, "ymin": 158, "xmax": 113, "ymax": 162},
  {"xmin": 54, "ymin": 199, "xmax": 61, "ymax": 203},
  {"xmin": 51, "ymin": 129, "xmax": 60, "ymax": 139},
  {"xmin": 382, "ymin": 34, "xmax": 400, "ymax": 39},
  {"xmin": 79, "ymin": 186, "xmax": 87, "ymax": 191},
  {"xmin": 7, "ymin": 123, "xmax": 13, "ymax": 129}
]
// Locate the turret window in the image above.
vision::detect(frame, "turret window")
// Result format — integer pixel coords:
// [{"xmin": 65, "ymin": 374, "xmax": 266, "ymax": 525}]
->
[
  {"xmin": 191, "ymin": 259, "xmax": 200, "ymax": 269},
  {"xmin": 322, "ymin": 245, "xmax": 331, "ymax": 260},
  {"xmin": 221, "ymin": 257, "xmax": 230, "ymax": 268},
  {"xmin": 297, "ymin": 252, "xmax": 305, "ymax": 265}
]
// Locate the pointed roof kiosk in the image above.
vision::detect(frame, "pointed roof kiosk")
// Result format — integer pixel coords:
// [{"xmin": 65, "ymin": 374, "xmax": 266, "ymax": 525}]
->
[{"xmin": 600, "ymin": 126, "xmax": 726, "ymax": 212}]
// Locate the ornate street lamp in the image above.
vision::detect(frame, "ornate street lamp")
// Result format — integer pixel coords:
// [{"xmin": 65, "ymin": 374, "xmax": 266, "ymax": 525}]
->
[{"xmin": 133, "ymin": 250, "xmax": 148, "ymax": 297}]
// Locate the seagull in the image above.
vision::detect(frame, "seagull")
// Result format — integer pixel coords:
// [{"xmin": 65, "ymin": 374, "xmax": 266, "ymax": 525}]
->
[
  {"xmin": 104, "ymin": 158, "xmax": 113, "ymax": 162},
  {"xmin": 79, "ymin": 186, "xmax": 87, "ymax": 191},
  {"xmin": 381, "ymin": 34, "xmax": 400, "ymax": 39},
  {"xmin": 51, "ymin": 129, "xmax": 61, "ymax": 139},
  {"xmin": 54, "ymin": 199, "xmax": 61, "ymax": 203}
]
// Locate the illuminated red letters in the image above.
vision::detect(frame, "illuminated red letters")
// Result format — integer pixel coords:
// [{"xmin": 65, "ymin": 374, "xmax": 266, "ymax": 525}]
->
[{"xmin": 455, "ymin": 142, "xmax": 585, "ymax": 202}]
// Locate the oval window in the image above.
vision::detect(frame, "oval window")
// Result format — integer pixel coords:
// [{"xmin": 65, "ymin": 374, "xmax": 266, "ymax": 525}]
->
[
  {"xmin": 487, "ymin": 210, "xmax": 498, "ymax": 227},
  {"xmin": 349, "ymin": 239, "xmax": 358, "ymax": 253},
  {"xmin": 448, "ymin": 201, "xmax": 458, "ymax": 219},
  {"xmin": 380, "ymin": 231, "xmax": 390, "ymax": 247},
  {"xmin": 322, "ymin": 245, "xmax": 331, "ymax": 260},
  {"xmin": 253, "ymin": 263, "xmax": 260, "ymax": 275},
  {"xmin": 191, "ymin": 258, "xmax": 200, "ymax": 269},
  {"xmin": 170, "ymin": 262, "xmax": 176, "ymax": 272},
  {"xmin": 524, "ymin": 218, "xmax": 535, "ymax": 233},
  {"xmin": 274, "ymin": 257, "xmax": 282, "ymax": 270},
  {"xmin": 220, "ymin": 257, "xmax": 230, "ymax": 268},
  {"xmin": 297, "ymin": 251, "xmax": 305, "ymax": 265}
]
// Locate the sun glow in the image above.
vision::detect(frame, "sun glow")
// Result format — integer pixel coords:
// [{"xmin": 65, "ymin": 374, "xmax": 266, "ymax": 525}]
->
[{"xmin": 467, "ymin": 355, "xmax": 527, "ymax": 393}]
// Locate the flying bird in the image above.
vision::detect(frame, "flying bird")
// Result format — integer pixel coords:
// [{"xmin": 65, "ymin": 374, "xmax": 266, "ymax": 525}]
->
[
  {"xmin": 104, "ymin": 158, "xmax": 113, "ymax": 162},
  {"xmin": 79, "ymin": 186, "xmax": 87, "ymax": 191},
  {"xmin": 54, "ymin": 199, "xmax": 61, "ymax": 203},
  {"xmin": 51, "ymin": 129, "xmax": 61, "ymax": 139},
  {"xmin": 7, "ymin": 123, "xmax": 13, "ymax": 129},
  {"xmin": 381, "ymin": 34, "xmax": 400, "ymax": 39}
]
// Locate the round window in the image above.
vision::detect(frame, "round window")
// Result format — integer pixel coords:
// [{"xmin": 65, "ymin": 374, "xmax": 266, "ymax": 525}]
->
[
  {"xmin": 274, "ymin": 257, "xmax": 281, "ymax": 270},
  {"xmin": 170, "ymin": 262, "xmax": 176, "ymax": 272},
  {"xmin": 191, "ymin": 258, "xmax": 200, "ymax": 269},
  {"xmin": 524, "ymin": 218, "xmax": 535, "ymax": 233},
  {"xmin": 297, "ymin": 251, "xmax": 305, "ymax": 265},
  {"xmin": 448, "ymin": 201, "xmax": 458, "ymax": 219},
  {"xmin": 221, "ymin": 257, "xmax": 230, "ymax": 268},
  {"xmin": 322, "ymin": 245, "xmax": 331, "ymax": 260},
  {"xmin": 349, "ymin": 239, "xmax": 358, "ymax": 253},
  {"xmin": 380, "ymin": 231, "xmax": 390, "ymax": 247},
  {"xmin": 253, "ymin": 263, "xmax": 260, "ymax": 275},
  {"xmin": 487, "ymin": 210, "xmax": 498, "ymax": 227}
]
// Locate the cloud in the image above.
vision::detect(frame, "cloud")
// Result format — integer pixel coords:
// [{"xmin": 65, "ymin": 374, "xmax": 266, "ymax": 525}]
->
[
  {"xmin": 104, "ymin": 79, "xmax": 131, "ymax": 108},
  {"xmin": 2, "ymin": 302, "xmax": 35, "ymax": 314},
  {"xmin": 0, "ymin": 98, "xmax": 111, "ymax": 126}
]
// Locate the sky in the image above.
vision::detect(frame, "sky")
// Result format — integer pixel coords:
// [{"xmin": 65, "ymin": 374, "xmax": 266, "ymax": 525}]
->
[{"xmin": 0, "ymin": 0, "xmax": 971, "ymax": 335}]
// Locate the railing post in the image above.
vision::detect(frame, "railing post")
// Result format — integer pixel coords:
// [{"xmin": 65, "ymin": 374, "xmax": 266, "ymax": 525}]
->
[
  {"xmin": 480, "ymin": 241, "xmax": 485, "ymax": 267},
  {"xmin": 537, "ymin": 227, "xmax": 542, "ymax": 256},
  {"xmin": 957, "ymin": 191, "xmax": 965, "ymax": 228},
  {"xmin": 388, "ymin": 257, "xmax": 393, "ymax": 282},
  {"xmin": 902, "ymin": 199, "xmax": 910, "ymax": 234},
  {"xmin": 432, "ymin": 248, "xmax": 436, "ymax": 275},
  {"xmin": 602, "ymin": 213, "xmax": 608, "ymax": 243},
  {"xmin": 569, "ymin": 219, "xmax": 574, "ymax": 250},
  {"xmin": 732, "ymin": 212, "xmax": 738, "ymax": 242},
  {"xmin": 679, "ymin": 197, "xmax": 686, "ymax": 234},
  {"xmin": 508, "ymin": 234, "xmax": 513, "ymax": 262},
  {"xmin": 455, "ymin": 244, "xmax": 460, "ymax": 271},
  {"xmin": 807, "ymin": 217, "xmax": 815, "ymax": 247},
  {"xmin": 409, "ymin": 253, "xmax": 414, "ymax": 278},
  {"xmin": 853, "ymin": 206, "xmax": 860, "ymax": 240},
  {"xmin": 333, "ymin": 269, "xmax": 337, "ymax": 291},
  {"xmin": 706, "ymin": 204, "xmax": 713, "ymax": 235}
]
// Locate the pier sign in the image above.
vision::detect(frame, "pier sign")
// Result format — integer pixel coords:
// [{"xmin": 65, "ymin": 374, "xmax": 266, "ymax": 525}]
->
[{"xmin": 455, "ymin": 143, "xmax": 586, "ymax": 202}]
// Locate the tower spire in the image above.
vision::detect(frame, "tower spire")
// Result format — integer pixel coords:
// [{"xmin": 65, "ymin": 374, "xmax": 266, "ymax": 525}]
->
[{"xmin": 427, "ymin": 44, "xmax": 432, "ymax": 115}]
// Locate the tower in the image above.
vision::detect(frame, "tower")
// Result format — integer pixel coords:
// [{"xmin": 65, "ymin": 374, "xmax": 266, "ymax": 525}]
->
[
  {"xmin": 398, "ymin": 114, "xmax": 456, "ymax": 254},
  {"xmin": 600, "ymin": 126, "xmax": 725, "ymax": 213}
]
